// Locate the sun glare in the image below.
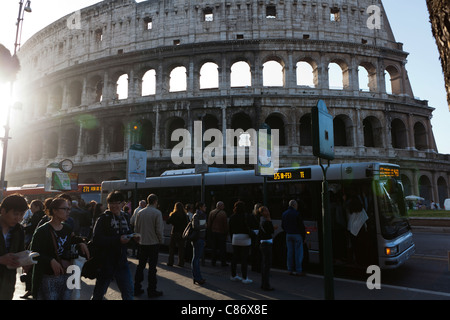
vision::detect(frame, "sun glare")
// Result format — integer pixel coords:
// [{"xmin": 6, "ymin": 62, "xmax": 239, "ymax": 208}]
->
[{"xmin": 0, "ymin": 83, "xmax": 13, "ymax": 132}]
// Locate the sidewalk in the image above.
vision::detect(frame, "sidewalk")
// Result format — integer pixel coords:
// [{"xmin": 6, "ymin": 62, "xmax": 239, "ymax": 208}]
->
[{"xmin": 13, "ymin": 252, "xmax": 450, "ymax": 301}]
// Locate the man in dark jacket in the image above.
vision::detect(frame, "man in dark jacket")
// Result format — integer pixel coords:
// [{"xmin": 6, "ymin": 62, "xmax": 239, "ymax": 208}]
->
[
  {"xmin": 281, "ymin": 200, "xmax": 306, "ymax": 276},
  {"xmin": 91, "ymin": 191, "xmax": 135, "ymax": 300}
]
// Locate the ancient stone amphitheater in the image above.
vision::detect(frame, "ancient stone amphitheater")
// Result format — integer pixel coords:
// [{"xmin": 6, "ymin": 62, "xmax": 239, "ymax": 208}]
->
[{"xmin": 7, "ymin": 0, "xmax": 450, "ymax": 206}]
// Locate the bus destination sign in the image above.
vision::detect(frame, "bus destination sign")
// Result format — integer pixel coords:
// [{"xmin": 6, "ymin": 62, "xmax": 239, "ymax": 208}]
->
[
  {"xmin": 269, "ymin": 168, "xmax": 312, "ymax": 181},
  {"xmin": 82, "ymin": 185, "xmax": 101, "ymax": 193},
  {"xmin": 379, "ymin": 166, "xmax": 400, "ymax": 178}
]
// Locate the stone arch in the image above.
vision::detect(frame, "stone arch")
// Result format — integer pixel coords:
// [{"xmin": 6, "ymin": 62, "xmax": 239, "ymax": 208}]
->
[
  {"xmin": 328, "ymin": 59, "xmax": 349, "ymax": 90},
  {"xmin": 265, "ymin": 113, "xmax": 286, "ymax": 146},
  {"xmin": 334, "ymin": 114, "xmax": 353, "ymax": 147},
  {"xmin": 64, "ymin": 127, "xmax": 78, "ymax": 156},
  {"xmin": 108, "ymin": 121, "xmax": 125, "ymax": 152},
  {"xmin": 363, "ymin": 116, "xmax": 383, "ymax": 147},
  {"xmin": 166, "ymin": 116, "xmax": 185, "ymax": 149},
  {"xmin": 299, "ymin": 113, "xmax": 312, "ymax": 146},
  {"xmin": 413, "ymin": 121, "xmax": 428, "ymax": 150},
  {"xmin": 142, "ymin": 69, "xmax": 156, "ymax": 96},
  {"xmin": 401, "ymin": 174, "xmax": 412, "ymax": 197},
  {"xmin": 418, "ymin": 175, "xmax": 432, "ymax": 205},
  {"xmin": 437, "ymin": 176, "xmax": 448, "ymax": 208},
  {"xmin": 262, "ymin": 56, "xmax": 285, "ymax": 87},
  {"xmin": 46, "ymin": 132, "xmax": 58, "ymax": 158},
  {"xmin": 385, "ymin": 65, "xmax": 402, "ymax": 95},
  {"xmin": 116, "ymin": 73, "xmax": 129, "ymax": 100},
  {"xmin": 31, "ymin": 135, "xmax": 43, "ymax": 161},
  {"xmin": 67, "ymin": 80, "xmax": 83, "ymax": 107},
  {"xmin": 230, "ymin": 60, "xmax": 252, "ymax": 87},
  {"xmin": 85, "ymin": 126, "xmax": 100, "ymax": 155},
  {"xmin": 50, "ymin": 86, "xmax": 63, "ymax": 111},
  {"xmin": 169, "ymin": 65, "xmax": 187, "ymax": 92},
  {"xmin": 36, "ymin": 91, "xmax": 48, "ymax": 116},
  {"xmin": 88, "ymin": 75, "xmax": 104, "ymax": 103},
  {"xmin": 231, "ymin": 112, "xmax": 253, "ymax": 131},
  {"xmin": 199, "ymin": 61, "xmax": 219, "ymax": 89},
  {"xmin": 296, "ymin": 58, "xmax": 318, "ymax": 88},
  {"xmin": 203, "ymin": 114, "xmax": 220, "ymax": 131},
  {"xmin": 358, "ymin": 62, "xmax": 377, "ymax": 92},
  {"xmin": 391, "ymin": 118, "xmax": 408, "ymax": 149}
]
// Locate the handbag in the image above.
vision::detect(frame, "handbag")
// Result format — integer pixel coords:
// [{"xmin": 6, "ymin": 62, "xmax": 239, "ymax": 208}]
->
[
  {"xmin": 182, "ymin": 220, "xmax": 199, "ymax": 241},
  {"xmin": 50, "ymin": 229, "xmax": 73, "ymax": 272},
  {"xmin": 81, "ymin": 241, "xmax": 103, "ymax": 280}
]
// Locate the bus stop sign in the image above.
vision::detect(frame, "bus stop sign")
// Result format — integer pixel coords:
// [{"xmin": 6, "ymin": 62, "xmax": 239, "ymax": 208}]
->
[{"xmin": 312, "ymin": 100, "xmax": 335, "ymax": 160}]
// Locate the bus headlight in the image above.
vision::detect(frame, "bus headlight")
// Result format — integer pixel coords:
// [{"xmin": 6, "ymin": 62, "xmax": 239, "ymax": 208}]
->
[{"xmin": 385, "ymin": 246, "xmax": 399, "ymax": 256}]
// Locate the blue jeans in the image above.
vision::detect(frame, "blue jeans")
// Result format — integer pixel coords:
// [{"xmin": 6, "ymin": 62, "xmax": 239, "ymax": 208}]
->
[
  {"xmin": 286, "ymin": 233, "xmax": 303, "ymax": 273},
  {"xmin": 92, "ymin": 260, "xmax": 134, "ymax": 300},
  {"xmin": 191, "ymin": 239, "xmax": 205, "ymax": 281}
]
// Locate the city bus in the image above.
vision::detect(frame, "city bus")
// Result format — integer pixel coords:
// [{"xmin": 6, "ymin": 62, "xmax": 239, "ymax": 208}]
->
[
  {"xmin": 101, "ymin": 162, "xmax": 415, "ymax": 270},
  {"xmin": 5, "ymin": 183, "xmax": 102, "ymax": 204}
]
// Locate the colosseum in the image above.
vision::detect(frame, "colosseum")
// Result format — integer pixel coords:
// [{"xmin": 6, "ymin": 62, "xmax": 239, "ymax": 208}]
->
[{"xmin": 7, "ymin": 0, "xmax": 450, "ymax": 207}]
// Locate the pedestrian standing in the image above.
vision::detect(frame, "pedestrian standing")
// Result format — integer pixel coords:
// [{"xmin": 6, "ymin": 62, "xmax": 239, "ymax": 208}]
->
[
  {"xmin": 191, "ymin": 202, "xmax": 207, "ymax": 285},
  {"xmin": 208, "ymin": 201, "xmax": 228, "ymax": 267},
  {"xmin": 184, "ymin": 203, "xmax": 194, "ymax": 263},
  {"xmin": 166, "ymin": 202, "xmax": 188, "ymax": 267},
  {"xmin": 91, "ymin": 191, "xmax": 136, "ymax": 300},
  {"xmin": 229, "ymin": 200, "xmax": 253, "ymax": 284},
  {"xmin": 258, "ymin": 206, "xmax": 276, "ymax": 291},
  {"xmin": 281, "ymin": 200, "xmax": 306, "ymax": 276},
  {"xmin": 0, "ymin": 194, "xmax": 28, "ymax": 300},
  {"xmin": 133, "ymin": 194, "xmax": 164, "ymax": 298}
]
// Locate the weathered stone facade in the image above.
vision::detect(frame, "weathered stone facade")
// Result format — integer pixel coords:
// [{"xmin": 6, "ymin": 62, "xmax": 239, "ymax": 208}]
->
[{"xmin": 7, "ymin": 0, "xmax": 450, "ymax": 206}]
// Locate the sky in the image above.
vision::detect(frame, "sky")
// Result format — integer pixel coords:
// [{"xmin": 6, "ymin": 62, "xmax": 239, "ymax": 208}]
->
[{"xmin": 0, "ymin": 0, "xmax": 449, "ymax": 155}]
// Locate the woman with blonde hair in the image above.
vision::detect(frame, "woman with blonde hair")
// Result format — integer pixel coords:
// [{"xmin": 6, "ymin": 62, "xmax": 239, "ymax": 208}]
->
[{"xmin": 166, "ymin": 202, "xmax": 188, "ymax": 267}]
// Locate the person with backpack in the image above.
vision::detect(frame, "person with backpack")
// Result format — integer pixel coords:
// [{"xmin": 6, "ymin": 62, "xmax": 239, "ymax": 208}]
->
[{"xmin": 91, "ymin": 191, "xmax": 137, "ymax": 300}]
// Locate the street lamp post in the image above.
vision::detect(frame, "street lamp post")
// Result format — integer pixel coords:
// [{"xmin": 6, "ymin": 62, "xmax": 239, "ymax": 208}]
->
[{"xmin": 0, "ymin": 0, "xmax": 32, "ymax": 202}]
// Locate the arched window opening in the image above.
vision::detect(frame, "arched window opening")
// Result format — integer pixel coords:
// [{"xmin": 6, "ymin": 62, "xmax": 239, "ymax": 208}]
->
[
  {"xmin": 328, "ymin": 62, "xmax": 344, "ymax": 90},
  {"xmin": 231, "ymin": 61, "xmax": 251, "ymax": 87},
  {"xmin": 110, "ymin": 122, "xmax": 124, "ymax": 152},
  {"xmin": 64, "ymin": 128, "xmax": 78, "ymax": 156},
  {"xmin": 167, "ymin": 117, "xmax": 185, "ymax": 149},
  {"xmin": 46, "ymin": 133, "xmax": 58, "ymax": 158},
  {"xmin": 86, "ymin": 127, "xmax": 100, "ymax": 155},
  {"xmin": 265, "ymin": 114, "xmax": 286, "ymax": 145},
  {"xmin": 391, "ymin": 119, "xmax": 407, "ymax": 149},
  {"xmin": 169, "ymin": 66, "xmax": 187, "ymax": 92},
  {"xmin": 358, "ymin": 66, "xmax": 370, "ymax": 92},
  {"xmin": 418, "ymin": 175, "xmax": 432, "ymax": 206},
  {"xmin": 414, "ymin": 122, "xmax": 428, "ymax": 150},
  {"xmin": 263, "ymin": 60, "xmax": 284, "ymax": 87},
  {"xmin": 296, "ymin": 61, "xmax": 315, "ymax": 88},
  {"xmin": 299, "ymin": 114, "xmax": 312, "ymax": 146},
  {"xmin": 68, "ymin": 81, "xmax": 82, "ymax": 107},
  {"xmin": 385, "ymin": 66, "xmax": 401, "ymax": 95},
  {"xmin": 116, "ymin": 74, "xmax": 128, "ymax": 100},
  {"xmin": 333, "ymin": 116, "xmax": 352, "ymax": 147},
  {"xmin": 200, "ymin": 62, "xmax": 219, "ymax": 89},
  {"xmin": 437, "ymin": 177, "xmax": 448, "ymax": 209},
  {"xmin": 142, "ymin": 69, "xmax": 156, "ymax": 96},
  {"xmin": 363, "ymin": 116, "xmax": 383, "ymax": 148}
]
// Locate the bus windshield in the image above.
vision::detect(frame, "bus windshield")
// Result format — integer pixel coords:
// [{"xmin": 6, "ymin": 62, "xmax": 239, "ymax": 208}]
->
[{"xmin": 376, "ymin": 178, "xmax": 410, "ymax": 240}]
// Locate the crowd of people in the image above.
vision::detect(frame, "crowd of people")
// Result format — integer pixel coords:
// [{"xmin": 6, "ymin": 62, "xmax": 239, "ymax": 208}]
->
[{"xmin": 0, "ymin": 190, "xmax": 311, "ymax": 300}]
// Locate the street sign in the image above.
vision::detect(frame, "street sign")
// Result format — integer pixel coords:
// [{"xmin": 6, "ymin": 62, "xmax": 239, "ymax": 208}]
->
[
  {"xmin": 312, "ymin": 100, "xmax": 335, "ymax": 160},
  {"xmin": 127, "ymin": 144, "xmax": 147, "ymax": 183}
]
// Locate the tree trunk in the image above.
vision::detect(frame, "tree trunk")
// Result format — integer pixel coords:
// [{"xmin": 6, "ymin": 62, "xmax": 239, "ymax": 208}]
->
[{"xmin": 426, "ymin": 0, "xmax": 450, "ymax": 110}]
